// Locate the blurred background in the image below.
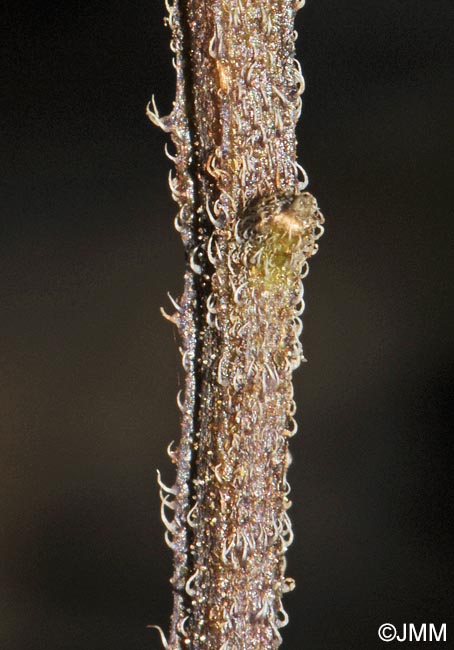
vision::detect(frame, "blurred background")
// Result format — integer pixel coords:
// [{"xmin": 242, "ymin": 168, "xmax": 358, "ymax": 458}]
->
[{"xmin": 1, "ymin": 1, "xmax": 453, "ymax": 648}]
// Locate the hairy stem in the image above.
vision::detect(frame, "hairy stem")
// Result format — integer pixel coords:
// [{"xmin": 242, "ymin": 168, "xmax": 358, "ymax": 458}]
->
[{"xmin": 148, "ymin": 1, "xmax": 323, "ymax": 648}]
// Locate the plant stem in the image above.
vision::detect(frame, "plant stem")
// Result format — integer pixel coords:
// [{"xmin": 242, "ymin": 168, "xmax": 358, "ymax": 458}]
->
[{"xmin": 148, "ymin": 1, "xmax": 323, "ymax": 648}]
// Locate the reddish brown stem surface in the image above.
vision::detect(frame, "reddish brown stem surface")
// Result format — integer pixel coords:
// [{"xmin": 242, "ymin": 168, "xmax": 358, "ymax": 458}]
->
[{"xmin": 148, "ymin": 1, "xmax": 323, "ymax": 648}]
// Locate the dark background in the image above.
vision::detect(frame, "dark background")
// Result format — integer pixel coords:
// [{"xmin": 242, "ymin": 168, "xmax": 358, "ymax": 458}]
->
[{"xmin": 2, "ymin": 1, "xmax": 453, "ymax": 648}]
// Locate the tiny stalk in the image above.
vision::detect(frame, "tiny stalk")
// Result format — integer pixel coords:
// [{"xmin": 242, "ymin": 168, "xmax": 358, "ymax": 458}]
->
[{"xmin": 148, "ymin": 1, "xmax": 323, "ymax": 648}]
